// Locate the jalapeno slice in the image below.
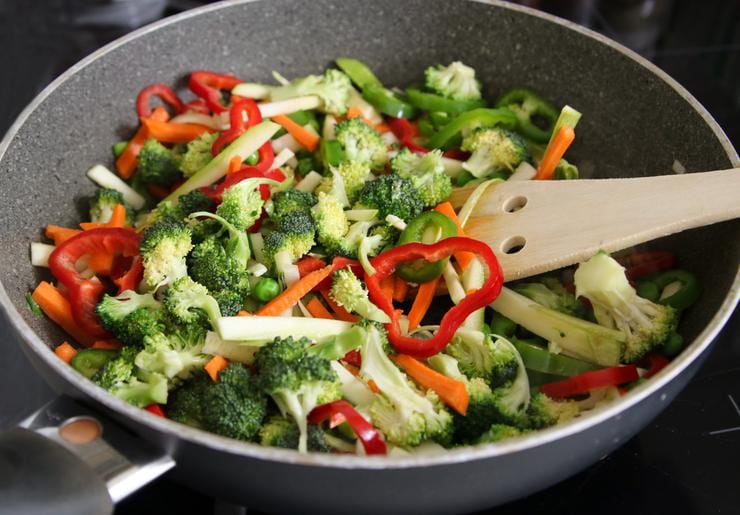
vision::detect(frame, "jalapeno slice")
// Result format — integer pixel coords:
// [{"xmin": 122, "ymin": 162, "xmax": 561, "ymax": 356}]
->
[
  {"xmin": 396, "ymin": 211, "xmax": 458, "ymax": 283},
  {"xmin": 495, "ymin": 87, "xmax": 558, "ymax": 143}
]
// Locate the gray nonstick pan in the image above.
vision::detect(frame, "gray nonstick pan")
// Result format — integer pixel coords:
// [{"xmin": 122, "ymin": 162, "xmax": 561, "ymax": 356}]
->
[{"xmin": 0, "ymin": 1, "xmax": 737, "ymax": 514}]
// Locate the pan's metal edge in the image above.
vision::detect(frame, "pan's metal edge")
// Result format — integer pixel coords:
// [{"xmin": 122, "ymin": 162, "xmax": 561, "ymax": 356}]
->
[{"xmin": 0, "ymin": 0, "xmax": 738, "ymax": 471}]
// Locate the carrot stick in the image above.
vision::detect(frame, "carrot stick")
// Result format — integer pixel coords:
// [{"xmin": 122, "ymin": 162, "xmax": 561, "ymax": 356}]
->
[
  {"xmin": 227, "ymin": 155, "xmax": 243, "ymax": 175},
  {"xmin": 140, "ymin": 117, "xmax": 215, "ymax": 144},
  {"xmin": 272, "ymin": 114, "xmax": 320, "ymax": 152},
  {"xmin": 407, "ymin": 276, "xmax": 440, "ymax": 331},
  {"xmin": 535, "ymin": 125, "xmax": 576, "ymax": 180},
  {"xmin": 116, "ymin": 106, "xmax": 169, "ymax": 179},
  {"xmin": 55, "ymin": 341, "xmax": 78, "ymax": 363},
  {"xmin": 434, "ymin": 201, "xmax": 474, "ymax": 270},
  {"xmin": 45, "ymin": 225, "xmax": 81, "ymax": 245},
  {"xmin": 305, "ymin": 297, "xmax": 336, "ymax": 320},
  {"xmin": 380, "ymin": 276, "xmax": 395, "ymax": 301},
  {"xmin": 32, "ymin": 282, "xmax": 95, "ymax": 346},
  {"xmin": 205, "ymin": 355, "xmax": 229, "ymax": 381},
  {"xmin": 320, "ymin": 290, "xmax": 358, "ymax": 323},
  {"xmin": 237, "ymin": 310, "xmax": 251, "ymax": 317},
  {"xmin": 92, "ymin": 340, "xmax": 123, "ymax": 350},
  {"xmin": 392, "ymin": 354, "xmax": 469, "ymax": 415},
  {"xmin": 393, "ymin": 276, "xmax": 408, "ymax": 303},
  {"xmin": 256, "ymin": 264, "xmax": 334, "ymax": 316}
]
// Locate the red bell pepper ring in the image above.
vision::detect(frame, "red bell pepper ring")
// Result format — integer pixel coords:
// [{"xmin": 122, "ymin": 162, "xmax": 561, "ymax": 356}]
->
[
  {"xmin": 211, "ymin": 98, "xmax": 263, "ymax": 156},
  {"xmin": 136, "ymin": 84, "xmax": 186, "ymax": 119},
  {"xmin": 539, "ymin": 364, "xmax": 640, "ymax": 399},
  {"xmin": 366, "ymin": 237, "xmax": 503, "ymax": 358},
  {"xmin": 616, "ymin": 251, "xmax": 676, "ymax": 280},
  {"xmin": 144, "ymin": 404, "xmax": 166, "ymax": 417},
  {"xmin": 189, "ymin": 70, "xmax": 242, "ymax": 114},
  {"xmin": 642, "ymin": 353, "xmax": 670, "ymax": 379},
  {"xmin": 308, "ymin": 400, "xmax": 387, "ymax": 455},
  {"xmin": 387, "ymin": 117, "xmax": 429, "ymax": 154},
  {"xmin": 112, "ymin": 257, "xmax": 144, "ymax": 295},
  {"xmin": 48, "ymin": 228, "xmax": 142, "ymax": 340}
]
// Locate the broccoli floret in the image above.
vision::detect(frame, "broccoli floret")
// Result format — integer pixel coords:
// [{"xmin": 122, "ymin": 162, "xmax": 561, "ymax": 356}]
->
[
  {"xmin": 138, "ymin": 139, "xmax": 182, "ymax": 187},
  {"xmin": 334, "ymin": 118, "xmax": 387, "ymax": 169},
  {"xmin": 166, "ymin": 373, "xmax": 210, "ymax": 428},
  {"xmin": 524, "ymin": 392, "xmax": 580, "ymax": 429},
  {"xmin": 486, "ymin": 337, "xmax": 531, "ymax": 427},
  {"xmin": 424, "ymin": 61, "xmax": 482, "ymax": 101},
  {"xmin": 216, "ymin": 179, "xmax": 265, "ymax": 231},
  {"xmin": 574, "ymin": 251, "xmax": 678, "ymax": 362},
  {"xmin": 554, "ymin": 158, "xmax": 579, "ymax": 180},
  {"xmin": 491, "ymin": 286, "xmax": 626, "ymax": 367},
  {"xmin": 93, "ymin": 346, "xmax": 168, "ymax": 407},
  {"xmin": 259, "ymin": 415, "xmax": 330, "ymax": 452},
  {"xmin": 311, "ymin": 191, "xmax": 350, "ymax": 250},
  {"xmin": 329, "ymin": 268, "xmax": 390, "ymax": 323},
  {"xmin": 445, "ymin": 330, "xmax": 519, "ymax": 388},
  {"xmin": 201, "ymin": 363, "xmax": 267, "ymax": 441},
  {"xmin": 189, "ymin": 211, "xmax": 251, "ymax": 269},
  {"xmin": 355, "ymin": 174, "xmax": 424, "ymax": 221},
  {"xmin": 177, "ymin": 189, "xmax": 215, "ymax": 217},
  {"xmin": 134, "ymin": 323, "xmax": 208, "ymax": 384},
  {"xmin": 263, "ymin": 211, "xmax": 316, "ymax": 265},
  {"xmin": 359, "ymin": 324, "xmax": 453, "ymax": 448},
  {"xmin": 514, "ymin": 277, "xmax": 585, "ymax": 318},
  {"xmin": 270, "ymin": 69, "xmax": 353, "ymax": 116},
  {"xmin": 461, "ymin": 127, "xmax": 529, "ymax": 178},
  {"xmin": 140, "ymin": 221, "xmax": 193, "ymax": 291},
  {"xmin": 102, "ymin": 304, "xmax": 166, "ymax": 347},
  {"xmin": 475, "ymin": 424, "xmax": 524, "ymax": 444},
  {"xmin": 316, "ymin": 161, "xmax": 373, "ymax": 204},
  {"xmin": 271, "ymin": 189, "xmax": 316, "ymax": 223},
  {"xmin": 135, "ymin": 200, "xmax": 184, "ymax": 230},
  {"xmin": 255, "ymin": 336, "xmax": 341, "ymax": 453},
  {"xmin": 89, "ymin": 188, "xmax": 134, "ymax": 225},
  {"xmin": 390, "ymin": 148, "xmax": 452, "ymax": 208},
  {"xmin": 163, "ymin": 276, "xmax": 223, "ymax": 329},
  {"xmin": 367, "ymin": 224, "xmax": 399, "ymax": 251},
  {"xmin": 179, "ymin": 132, "xmax": 218, "ymax": 176},
  {"xmin": 96, "ymin": 290, "xmax": 161, "ymax": 333},
  {"xmin": 188, "ymin": 237, "xmax": 250, "ymax": 315}
]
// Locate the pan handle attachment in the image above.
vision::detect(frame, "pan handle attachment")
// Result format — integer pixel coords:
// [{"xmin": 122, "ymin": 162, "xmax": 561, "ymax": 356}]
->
[{"xmin": 0, "ymin": 396, "xmax": 175, "ymax": 515}]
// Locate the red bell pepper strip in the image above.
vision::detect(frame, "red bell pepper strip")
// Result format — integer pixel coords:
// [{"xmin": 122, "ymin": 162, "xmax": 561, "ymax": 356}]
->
[
  {"xmin": 642, "ymin": 353, "xmax": 670, "ymax": 379},
  {"xmin": 136, "ymin": 84, "xmax": 186, "ymax": 119},
  {"xmin": 342, "ymin": 349, "xmax": 362, "ymax": 368},
  {"xmin": 145, "ymin": 404, "xmax": 166, "ymax": 417},
  {"xmin": 388, "ymin": 117, "xmax": 429, "ymax": 154},
  {"xmin": 112, "ymin": 257, "xmax": 144, "ymax": 294},
  {"xmin": 211, "ymin": 98, "xmax": 263, "ymax": 156},
  {"xmin": 48, "ymin": 228, "xmax": 142, "ymax": 339},
  {"xmin": 308, "ymin": 400, "xmax": 387, "ymax": 455},
  {"xmin": 184, "ymin": 98, "xmax": 209, "ymax": 114},
  {"xmin": 189, "ymin": 71, "xmax": 241, "ymax": 114},
  {"xmin": 616, "ymin": 251, "xmax": 676, "ymax": 280},
  {"xmin": 539, "ymin": 364, "xmax": 640, "ymax": 399},
  {"xmin": 366, "ymin": 237, "xmax": 503, "ymax": 358}
]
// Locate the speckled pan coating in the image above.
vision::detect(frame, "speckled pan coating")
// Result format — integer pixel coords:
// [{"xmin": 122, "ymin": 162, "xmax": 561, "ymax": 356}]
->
[{"xmin": 0, "ymin": 1, "xmax": 737, "ymax": 513}]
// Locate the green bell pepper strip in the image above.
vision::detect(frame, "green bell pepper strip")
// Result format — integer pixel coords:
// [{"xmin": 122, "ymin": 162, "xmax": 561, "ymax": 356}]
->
[
  {"xmin": 362, "ymin": 84, "xmax": 418, "ymax": 119},
  {"xmin": 495, "ymin": 87, "xmax": 559, "ymax": 143},
  {"xmin": 405, "ymin": 88, "xmax": 486, "ymax": 114},
  {"xmin": 70, "ymin": 349, "xmax": 119, "ymax": 379},
  {"xmin": 396, "ymin": 211, "xmax": 458, "ymax": 283},
  {"xmin": 526, "ymin": 368, "xmax": 566, "ymax": 387},
  {"xmin": 335, "ymin": 58, "xmax": 383, "ymax": 90},
  {"xmin": 321, "ymin": 139, "xmax": 345, "ymax": 168},
  {"xmin": 427, "ymin": 108, "xmax": 518, "ymax": 149},
  {"xmin": 652, "ymin": 269, "xmax": 701, "ymax": 311},
  {"xmin": 489, "ymin": 311, "xmax": 517, "ymax": 338},
  {"xmin": 636, "ymin": 280, "xmax": 660, "ymax": 302},
  {"xmin": 511, "ymin": 337, "xmax": 602, "ymax": 377}
]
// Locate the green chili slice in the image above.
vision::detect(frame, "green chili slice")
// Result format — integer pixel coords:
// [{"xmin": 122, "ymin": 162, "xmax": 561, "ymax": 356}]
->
[{"xmin": 395, "ymin": 211, "xmax": 458, "ymax": 283}]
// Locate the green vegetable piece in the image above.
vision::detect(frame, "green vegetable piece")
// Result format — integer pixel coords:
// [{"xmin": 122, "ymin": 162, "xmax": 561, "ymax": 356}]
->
[
  {"xmin": 495, "ymin": 88, "xmax": 559, "ymax": 143},
  {"xmin": 112, "ymin": 141, "xmax": 128, "ymax": 158},
  {"xmin": 636, "ymin": 281, "xmax": 660, "ymax": 302},
  {"xmin": 424, "ymin": 62, "xmax": 482, "ymax": 102},
  {"xmin": 490, "ymin": 312, "xmax": 517, "ymax": 337},
  {"xmin": 511, "ymin": 337, "xmax": 601, "ymax": 377},
  {"xmin": 254, "ymin": 277, "xmax": 281, "ymax": 302},
  {"xmin": 26, "ymin": 293, "xmax": 43, "ymax": 316},
  {"xmin": 362, "ymin": 83, "xmax": 418, "ymax": 119},
  {"xmin": 405, "ymin": 87, "xmax": 486, "ymax": 114},
  {"xmin": 428, "ymin": 108, "xmax": 518, "ymax": 149},
  {"xmin": 71, "ymin": 349, "xmax": 119, "ymax": 379},
  {"xmin": 652, "ymin": 269, "xmax": 701, "ymax": 311},
  {"xmin": 245, "ymin": 151, "xmax": 259, "ymax": 165},
  {"xmin": 335, "ymin": 58, "xmax": 383, "ymax": 90},
  {"xmin": 396, "ymin": 211, "xmax": 458, "ymax": 283},
  {"xmin": 662, "ymin": 332, "xmax": 685, "ymax": 357}
]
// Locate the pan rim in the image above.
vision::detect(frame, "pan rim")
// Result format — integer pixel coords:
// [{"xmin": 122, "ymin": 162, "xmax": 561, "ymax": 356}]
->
[{"xmin": 0, "ymin": 0, "xmax": 738, "ymax": 470}]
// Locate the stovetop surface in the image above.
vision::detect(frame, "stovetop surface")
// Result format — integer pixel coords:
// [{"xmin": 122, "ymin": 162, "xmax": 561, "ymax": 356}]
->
[{"xmin": 1, "ymin": 1, "xmax": 738, "ymax": 514}]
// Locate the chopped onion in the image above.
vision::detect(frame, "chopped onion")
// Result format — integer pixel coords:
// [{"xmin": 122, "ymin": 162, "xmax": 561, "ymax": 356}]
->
[
  {"xmin": 323, "ymin": 114, "xmax": 337, "ymax": 140},
  {"xmin": 249, "ymin": 232, "xmax": 265, "ymax": 264},
  {"xmin": 86, "ymin": 164, "xmax": 146, "ymax": 209},
  {"xmin": 345, "ymin": 209, "xmax": 379, "ymax": 222},
  {"xmin": 272, "ymin": 148, "xmax": 295, "ymax": 169},
  {"xmin": 231, "ymin": 82, "xmax": 272, "ymax": 99},
  {"xmin": 441, "ymin": 157, "xmax": 464, "ymax": 178},
  {"xmin": 30, "ymin": 242, "xmax": 55, "ymax": 267},
  {"xmin": 247, "ymin": 262, "xmax": 268, "ymax": 277},
  {"xmin": 271, "ymin": 132, "xmax": 302, "ymax": 154},
  {"xmin": 295, "ymin": 171, "xmax": 323, "ymax": 193},
  {"xmin": 672, "ymin": 159, "xmax": 686, "ymax": 174},
  {"xmin": 203, "ymin": 331, "xmax": 263, "ymax": 363},
  {"xmin": 443, "ymin": 262, "xmax": 466, "ymax": 304},
  {"xmin": 348, "ymin": 88, "xmax": 384, "ymax": 125},
  {"xmin": 381, "ymin": 131, "xmax": 399, "ymax": 147},
  {"xmin": 385, "ymin": 214, "xmax": 407, "ymax": 231},
  {"xmin": 169, "ymin": 112, "xmax": 226, "ymax": 130},
  {"xmin": 509, "ymin": 161, "xmax": 538, "ymax": 181},
  {"xmin": 258, "ymin": 96, "xmax": 321, "ymax": 118}
]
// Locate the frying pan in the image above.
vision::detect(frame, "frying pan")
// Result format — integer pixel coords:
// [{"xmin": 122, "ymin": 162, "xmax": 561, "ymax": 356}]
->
[{"xmin": 0, "ymin": 1, "xmax": 737, "ymax": 513}]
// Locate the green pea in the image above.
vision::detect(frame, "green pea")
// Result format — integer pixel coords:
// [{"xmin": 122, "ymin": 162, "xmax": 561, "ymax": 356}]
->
[
  {"xmin": 662, "ymin": 332, "xmax": 684, "ymax": 357},
  {"xmin": 253, "ymin": 277, "xmax": 280, "ymax": 302},
  {"xmin": 636, "ymin": 281, "xmax": 660, "ymax": 302},
  {"xmin": 245, "ymin": 151, "xmax": 259, "ymax": 165},
  {"xmin": 490, "ymin": 312, "xmax": 517, "ymax": 337}
]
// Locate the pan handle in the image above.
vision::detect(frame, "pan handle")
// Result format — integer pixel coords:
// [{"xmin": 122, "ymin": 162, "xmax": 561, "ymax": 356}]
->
[{"xmin": 0, "ymin": 396, "xmax": 175, "ymax": 515}]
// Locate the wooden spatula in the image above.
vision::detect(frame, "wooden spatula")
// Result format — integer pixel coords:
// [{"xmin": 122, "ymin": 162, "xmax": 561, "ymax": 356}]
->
[{"xmin": 448, "ymin": 168, "xmax": 740, "ymax": 281}]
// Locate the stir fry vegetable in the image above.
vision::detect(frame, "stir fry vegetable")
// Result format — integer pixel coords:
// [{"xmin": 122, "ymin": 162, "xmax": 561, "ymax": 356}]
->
[{"xmin": 30, "ymin": 59, "xmax": 700, "ymax": 456}]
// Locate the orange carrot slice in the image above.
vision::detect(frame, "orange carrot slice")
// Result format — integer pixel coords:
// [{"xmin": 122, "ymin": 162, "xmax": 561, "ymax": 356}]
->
[
  {"xmin": 32, "ymin": 282, "xmax": 95, "ymax": 347},
  {"xmin": 305, "ymin": 297, "xmax": 336, "ymax": 320},
  {"xmin": 407, "ymin": 276, "xmax": 441, "ymax": 331},
  {"xmin": 45, "ymin": 225, "xmax": 81, "ymax": 246},
  {"xmin": 140, "ymin": 117, "xmax": 215, "ymax": 144},
  {"xmin": 272, "ymin": 114, "xmax": 320, "ymax": 152},
  {"xmin": 434, "ymin": 201, "xmax": 474, "ymax": 270},
  {"xmin": 392, "ymin": 354, "xmax": 469, "ymax": 415},
  {"xmin": 116, "ymin": 106, "xmax": 169, "ymax": 179},
  {"xmin": 256, "ymin": 264, "xmax": 334, "ymax": 316},
  {"xmin": 205, "ymin": 355, "xmax": 229, "ymax": 381},
  {"xmin": 55, "ymin": 341, "xmax": 78, "ymax": 363},
  {"xmin": 320, "ymin": 290, "xmax": 358, "ymax": 323}
]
